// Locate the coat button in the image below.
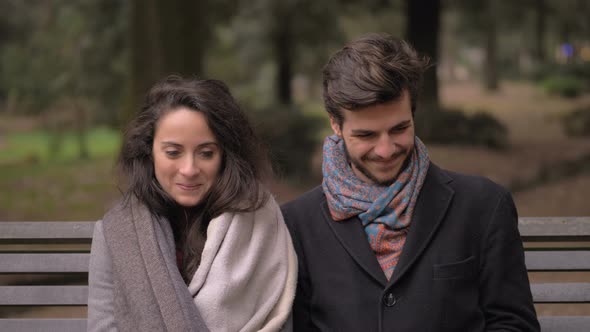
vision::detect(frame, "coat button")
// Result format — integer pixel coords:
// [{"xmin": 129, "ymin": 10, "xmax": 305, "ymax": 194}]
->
[{"xmin": 383, "ymin": 292, "xmax": 396, "ymax": 307}]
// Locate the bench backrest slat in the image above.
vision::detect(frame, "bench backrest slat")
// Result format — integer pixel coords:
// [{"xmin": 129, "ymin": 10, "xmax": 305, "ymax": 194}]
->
[
  {"xmin": 0, "ymin": 253, "xmax": 90, "ymax": 273},
  {"xmin": 538, "ymin": 316, "xmax": 590, "ymax": 332},
  {"xmin": 1, "ymin": 284, "xmax": 586, "ymax": 306},
  {"xmin": 0, "ymin": 222, "xmax": 95, "ymax": 240},
  {"xmin": 0, "ymin": 319, "xmax": 86, "ymax": 332},
  {"xmin": 519, "ymin": 217, "xmax": 590, "ymax": 241},
  {"xmin": 9, "ymin": 284, "xmax": 582, "ymax": 306},
  {"xmin": 531, "ymin": 283, "xmax": 590, "ymax": 303},
  {"xmin": 0, "ymin": 286, "xmax": 88, "ymax": 305},
  {"xmin": 524, "ymin": 251, "xmax": 590, "ymax": 271},
  {"xmin": 0, "ymin": 218, "xmax": 588, "ymax": 240}
]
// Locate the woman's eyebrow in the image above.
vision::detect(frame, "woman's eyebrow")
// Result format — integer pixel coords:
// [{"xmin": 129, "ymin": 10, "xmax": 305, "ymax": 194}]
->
[{"xmin": 160, "ymin": 141, "xmax": 218, "ymax": 148}]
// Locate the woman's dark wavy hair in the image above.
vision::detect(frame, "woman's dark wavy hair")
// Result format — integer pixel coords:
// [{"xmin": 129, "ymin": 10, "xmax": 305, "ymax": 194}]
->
[
  {"xmin": 323, "ymin": 33, "xmax": 430, "ymax": 126},
  {"xmin": 118, "ymin": 76, "xmax": 271, "ymax": 283}
]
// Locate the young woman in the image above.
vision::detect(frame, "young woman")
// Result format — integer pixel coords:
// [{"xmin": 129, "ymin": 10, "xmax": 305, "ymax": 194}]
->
[{"xmin": 87, "ymin": 77, "xmax": 297, "ymax": 332}]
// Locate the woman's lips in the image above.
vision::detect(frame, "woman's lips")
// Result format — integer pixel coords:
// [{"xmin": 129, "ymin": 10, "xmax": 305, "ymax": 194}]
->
[{"xmin": 177, "ymin": 183, "xmax": 202, "ymax": 191}]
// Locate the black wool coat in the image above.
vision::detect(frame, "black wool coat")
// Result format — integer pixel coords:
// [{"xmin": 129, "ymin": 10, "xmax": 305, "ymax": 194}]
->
[{"xmin": 281, "ymin": 164, "xmax": 540, "ymax": 332}]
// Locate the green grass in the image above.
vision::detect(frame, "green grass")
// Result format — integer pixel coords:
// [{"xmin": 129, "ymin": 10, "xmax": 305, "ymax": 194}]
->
[
  {"xmin": 0, "ymin": 157, "xmax": 120, "ymax": 221},
  {"xmin": 0, "ymin": 127, "xmax": 122, "ymax": 220},
  {"xmin": 0, "ymin": 127, "xmax": 121, "ymax": 164}
]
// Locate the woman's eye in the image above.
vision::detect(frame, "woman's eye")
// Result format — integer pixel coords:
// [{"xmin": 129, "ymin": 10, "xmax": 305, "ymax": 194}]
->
[
  {"xmin": 200, "ymin": 151, "xmax": 215, "ymax": 159},
  {"xmin": 165, "ymin": 150, "xmax": 180, "ymax": 157}
]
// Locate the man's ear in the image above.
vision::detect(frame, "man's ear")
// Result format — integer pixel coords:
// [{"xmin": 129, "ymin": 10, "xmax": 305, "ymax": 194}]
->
[{"xmin": 329, "ymin": 116, "xmax": 342, "ymax": 137}]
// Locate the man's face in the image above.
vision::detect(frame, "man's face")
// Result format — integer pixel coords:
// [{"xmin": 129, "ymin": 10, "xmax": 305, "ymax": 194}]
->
[{"xmin": 330, "ymin": 91, "xmax": 415, "ymax": 186}]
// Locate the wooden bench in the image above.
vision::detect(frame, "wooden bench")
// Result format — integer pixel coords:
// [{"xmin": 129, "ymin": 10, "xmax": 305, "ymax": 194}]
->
[
  {"xmin": 0, "ymin": 221, "xmax": 93, "ymax": 332},
  {"xmin": 0, "ymin": 218, "xmax": 589, "ymax": 331},
  {"xmin": 519, "ymin": 217, "xmax": 590, "ymax": 331}
]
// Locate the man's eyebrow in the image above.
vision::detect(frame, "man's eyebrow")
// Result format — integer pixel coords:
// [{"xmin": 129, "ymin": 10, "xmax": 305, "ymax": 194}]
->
[
  {"xmin": 349, "ymin": 120, "xmax": 412, "ymax": 134},
  {"xmin": 350, "ymin": 129, "xmax": 374, "ymax": 135},
  {"xmin": 392, "ymin": 120, "xmax": 412, "ymax": 128}
]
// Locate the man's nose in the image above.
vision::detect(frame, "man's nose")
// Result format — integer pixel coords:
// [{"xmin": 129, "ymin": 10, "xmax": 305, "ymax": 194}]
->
[{"xmin": 373, "ymin": 135, "xmax": 396, "ymax": 159}]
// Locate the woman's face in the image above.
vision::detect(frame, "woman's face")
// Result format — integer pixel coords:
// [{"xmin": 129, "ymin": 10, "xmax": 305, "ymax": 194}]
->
[{"xmin": 152, "ymin": 107, "xmax": 222, "ymax": 207}]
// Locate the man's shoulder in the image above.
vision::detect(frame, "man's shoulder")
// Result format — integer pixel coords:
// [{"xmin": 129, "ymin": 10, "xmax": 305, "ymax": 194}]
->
[
  {"xmin": 432, "ymin": 164, "xmax": 509, "ymax": 198},
  {"xmin": 281, "ymin": 185, "xmax": 325, "ymax": 212},
  {"xmin": 280, "ymin": 185, "xmax": 328, "ymax": 230}
]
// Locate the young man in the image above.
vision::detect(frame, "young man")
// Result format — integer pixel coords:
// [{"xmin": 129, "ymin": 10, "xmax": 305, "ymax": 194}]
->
[{"xmin": 281, "ymin": 34, "xmax": 540, "ymax": 331}]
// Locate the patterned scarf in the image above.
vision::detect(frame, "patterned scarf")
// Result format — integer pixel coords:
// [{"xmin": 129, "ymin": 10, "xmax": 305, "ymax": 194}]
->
[{"xmin": 322, "ymin": 134, "xmax": 430, "ymax": 280}]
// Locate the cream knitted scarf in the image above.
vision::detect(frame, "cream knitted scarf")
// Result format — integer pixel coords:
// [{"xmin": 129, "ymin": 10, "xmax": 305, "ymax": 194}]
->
[{"xmin": 102, "ymin": 195, "xmax": 297, "ymax": 331}]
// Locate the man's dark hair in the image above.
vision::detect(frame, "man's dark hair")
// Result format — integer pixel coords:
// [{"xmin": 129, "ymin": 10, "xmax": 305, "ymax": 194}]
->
[
  {"xmin": 322, "ymin": 33, "xmax": 430, "ymax": 126},
  {"xmin": 117, "ymin": 76, "xmax": 271, "ymax": 283}
]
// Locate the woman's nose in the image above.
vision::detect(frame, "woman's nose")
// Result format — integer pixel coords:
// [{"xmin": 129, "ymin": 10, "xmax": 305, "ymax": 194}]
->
[{"xmin": 179, "ymin": 157, "xmax": 199, "ymax": 177}]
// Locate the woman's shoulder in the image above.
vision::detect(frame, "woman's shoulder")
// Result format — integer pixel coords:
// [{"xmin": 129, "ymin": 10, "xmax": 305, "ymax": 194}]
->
[
  {"xmin": 225, "ymin": 193, "xmax": 283, "ymax": 229},
  {"xmin": 92, "ymin": 219, "xmax": 105, "ymax": 242},
  {"xmin": 101, "ymin": 195, "xmax": 135, "ymax": 224},
  {"xmin": 258, "ymin": 192, "xmax": 281, "ymax": 212},
  {"xmin": 254, "ymin": 193, "xmax": 282, "ymax": 221}
]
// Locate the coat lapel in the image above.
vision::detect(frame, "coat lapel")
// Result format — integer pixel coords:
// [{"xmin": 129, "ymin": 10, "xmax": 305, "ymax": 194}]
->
[
  {"xmin": 388, "ymin": 164, "xmax": 454, "ymax": 286},
  {"xmin": 321, "ymin": 201, "xmax": 388, "ymax": 286}
]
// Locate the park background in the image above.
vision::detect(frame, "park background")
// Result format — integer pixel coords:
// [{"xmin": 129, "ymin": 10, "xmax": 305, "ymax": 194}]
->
[
  {"xmin": 2, "ymin": 0, "xmax": 590, "ymax": 220},
  {"xmin": 1, "ymin": 0, "xmax": 590, "ymax": 321}
]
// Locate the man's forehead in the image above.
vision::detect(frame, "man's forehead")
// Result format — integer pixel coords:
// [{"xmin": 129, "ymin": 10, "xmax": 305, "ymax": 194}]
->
[{"xmin": 340, "ymin": 100, "xmax": 412, "ymax": 127}]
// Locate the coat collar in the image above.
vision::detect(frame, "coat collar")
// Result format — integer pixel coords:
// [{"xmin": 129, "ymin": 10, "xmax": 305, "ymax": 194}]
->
[
  {"xmin": 388, "ymin": 163, "xmax": 454, "ymax": 286},
  {"xmin": 320, "ymin": 163, "xmax": 454, "ymax": 288},
  {"xmin": 321, "ymin": 200, "xmax": 388, "ymax": 285}
]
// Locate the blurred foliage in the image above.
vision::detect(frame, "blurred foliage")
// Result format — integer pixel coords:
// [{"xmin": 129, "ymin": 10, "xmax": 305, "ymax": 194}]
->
[
  {"xmin": 531, "ymin": 62, "xmax": 590, "ymax": 82},
  {"xmin": 203, "ymin": 0, "xmax": 347, "ymax": 178},
  {"xmin": 415, "ymin": 108, "xmax": 508, "ymax": 149},
  {"xmin": 541, "ymin": 76, "xmax": 586, "ymax": 98},
  {"xmin": 447, "ymin": 0, "xmax": 590, "ymax": 85},
  {"xmin": 1, "ymin": 0, "xmax": 590, "ymax": 221},
  {"xmin": 254, "ymin": 104, "xmax": 324, "ymax": 181},
  {"xmin": 1, "ymin": 0, "xmax": 127, "ymax": 123},
  {"xmin": 562, "ymin": 106, "xmax": 590, "ymax": 137},
  {"xmin": 532, "ymin": 61, "xmax": 590, "ymax": 96},
  {"xmin": 204, "ymin": 0, "xmax": 345, "ymax": 107},
  {"xmin": 0, "ymin": 0, "xmax": 127, "ymax": 161},
  {"xmin": 1, "ymin": 0, "xmax": 590, "ymax": 176}
]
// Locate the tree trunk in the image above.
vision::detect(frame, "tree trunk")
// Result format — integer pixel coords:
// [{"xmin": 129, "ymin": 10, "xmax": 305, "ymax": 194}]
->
[
  {"xmin": 534, "ymin": 0, "xmax": 546, "ymax": 63},
  {"xmin": 484, "ymin": 0, "xmax": 499, "ymax": 91},
  {"xmin": 406, "ymin": 0, "xmax": 441, "ymax": 113},
  {"xmin": 271, "ymin": 4, "xmax": 293, "ymax": 106},
  {"xmin": 158, "ymin": 0, "xmax": 206, "ymax": 75},
  {"xmin": 126, "ymin": 0, "xmax": 164, "ymax": 125},
  {"xmin": 125, "ymin": 0, "xmax": 208, "ymax": 126}
]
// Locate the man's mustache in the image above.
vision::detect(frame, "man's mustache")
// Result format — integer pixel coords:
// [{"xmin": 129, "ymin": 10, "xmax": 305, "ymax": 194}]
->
[{"xmin": 362, "ymin": 149, "xmax": 408, "ymax": 162}]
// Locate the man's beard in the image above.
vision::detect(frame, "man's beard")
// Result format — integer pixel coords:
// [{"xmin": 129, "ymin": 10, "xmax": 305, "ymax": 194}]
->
[{"xmin": 342, "ymin": 139, "xmax": 410, "ymax": 187}]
